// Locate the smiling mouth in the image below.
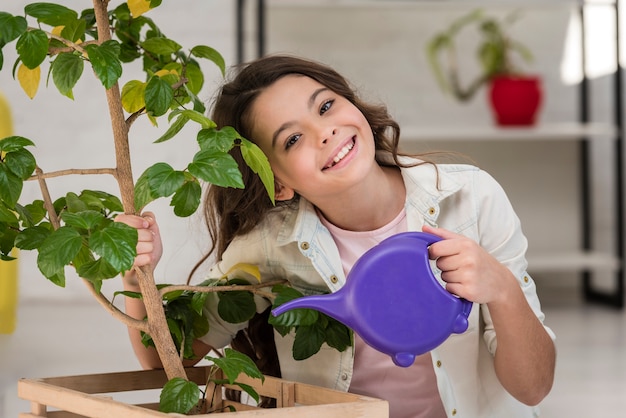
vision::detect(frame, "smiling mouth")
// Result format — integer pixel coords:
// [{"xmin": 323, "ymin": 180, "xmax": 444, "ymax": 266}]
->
[{"xmin": 324, "ymin": 138, "xmax": 355, "ymax": 170}]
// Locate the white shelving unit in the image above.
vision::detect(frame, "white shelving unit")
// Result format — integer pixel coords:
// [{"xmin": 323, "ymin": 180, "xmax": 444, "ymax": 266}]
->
[{"xmin": 400, "ymin": 122, "xmax": 621, "ymax": 275}]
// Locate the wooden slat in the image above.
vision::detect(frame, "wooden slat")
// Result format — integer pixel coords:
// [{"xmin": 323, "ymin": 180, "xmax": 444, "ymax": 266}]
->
[
  {"xmin": 278, "ymin": 382, "xmax": 295, "ymax": 408},
  {"xmin": 18, "ymin": 380, "xmax": 166, "ymax": 418},
  {"xmin": 36, "ymin": 367, "xmax": 210, "ymax": 394}
]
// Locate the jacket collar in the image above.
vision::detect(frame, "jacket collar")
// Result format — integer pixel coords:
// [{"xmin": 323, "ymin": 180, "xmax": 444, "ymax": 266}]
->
[{"xmin": 275, "ymin": 157, "xmax": 463, "ymax": 246}]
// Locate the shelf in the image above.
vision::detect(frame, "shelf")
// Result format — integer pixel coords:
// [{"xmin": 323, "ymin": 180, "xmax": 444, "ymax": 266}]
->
[
  {"xmin": 400, "ymin": 122, "xmax": 617, "ymax": 143},
  {"xmin": 268, "ymin": 1, "xmax": 579, "ymax": 10},
  {"xmin": 527, "ymin": 251, "xmax": 622, "ymax": 273}
]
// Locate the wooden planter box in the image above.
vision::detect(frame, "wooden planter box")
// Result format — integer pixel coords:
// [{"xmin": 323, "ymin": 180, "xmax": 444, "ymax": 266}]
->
[{"xmin": 17, "ymin": 366, "xmax": 388, "ymax": 417}]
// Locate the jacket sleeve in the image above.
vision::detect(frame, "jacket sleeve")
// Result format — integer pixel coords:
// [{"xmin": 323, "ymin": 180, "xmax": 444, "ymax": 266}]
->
[{"xmin": 473, "ymin": 169, "xmax": 555, "ymax": 355}]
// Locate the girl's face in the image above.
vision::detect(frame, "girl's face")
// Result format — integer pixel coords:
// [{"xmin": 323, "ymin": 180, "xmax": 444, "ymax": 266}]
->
[{"xmin": 250, "ymin": 75, "xmax": 377, "ymax": 205}]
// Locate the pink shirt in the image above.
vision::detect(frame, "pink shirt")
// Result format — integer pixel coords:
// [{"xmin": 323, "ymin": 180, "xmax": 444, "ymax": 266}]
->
[{"xmin": 319, "ymin": 209, "xmax": 447, "ymax": 418}]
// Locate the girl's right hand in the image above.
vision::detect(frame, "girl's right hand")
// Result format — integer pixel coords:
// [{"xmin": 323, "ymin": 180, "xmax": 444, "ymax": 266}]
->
[{"xmin": 115, "ymin": 211, "xmax": 163, "ymax": 271}]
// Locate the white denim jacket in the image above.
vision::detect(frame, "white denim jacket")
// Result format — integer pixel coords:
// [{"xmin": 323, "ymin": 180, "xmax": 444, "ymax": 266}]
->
[{"xmin": 200, "ymin": 161, "xmax": 554, "ymax": 418}]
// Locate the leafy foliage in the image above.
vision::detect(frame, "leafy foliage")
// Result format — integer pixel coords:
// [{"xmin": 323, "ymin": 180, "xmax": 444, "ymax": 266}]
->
[
  {"xmin": 426, "ymin": 8, "xmax": 533, "ymax": 102},
  {"xmin": 0, "ymin": 2, "xmax": 274, "ymax": 281}
]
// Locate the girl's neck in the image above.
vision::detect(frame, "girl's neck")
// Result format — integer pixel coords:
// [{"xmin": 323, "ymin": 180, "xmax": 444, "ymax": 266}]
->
[{"xmin": 315, "ymin": 165, "xmax": 406, "ymax": 232}]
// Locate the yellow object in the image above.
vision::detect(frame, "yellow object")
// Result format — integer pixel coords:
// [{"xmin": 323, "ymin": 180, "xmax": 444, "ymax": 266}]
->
[{"xmin": 0, "ymin": 90, "xmax": 18, "ymax": 334}]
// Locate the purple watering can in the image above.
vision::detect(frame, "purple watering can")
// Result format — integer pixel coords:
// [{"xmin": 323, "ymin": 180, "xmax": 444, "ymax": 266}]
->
[{"xmin": 271, "ymin": 232, "xmax": 473, "ymax": 367}]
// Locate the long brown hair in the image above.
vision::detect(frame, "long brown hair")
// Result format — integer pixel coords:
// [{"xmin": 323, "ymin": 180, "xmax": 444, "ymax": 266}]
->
[{"xmin": 189, "ymin": 55, "xmax": 432, "ymax": 403}]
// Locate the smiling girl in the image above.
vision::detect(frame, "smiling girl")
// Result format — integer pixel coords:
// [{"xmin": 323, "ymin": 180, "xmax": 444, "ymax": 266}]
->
[{"xmin": 117, "ymin": 55, "xmax": 555, "ymax": 418}]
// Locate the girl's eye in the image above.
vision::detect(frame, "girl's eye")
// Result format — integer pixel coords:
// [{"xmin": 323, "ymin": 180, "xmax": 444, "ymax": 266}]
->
[
  {"xmin": 320, "ymin": 99, "xmax": 334, "ymax": 115},
  {"xmin": 285, "ymin": 134, "xmax": 301, "ymax": 150}
]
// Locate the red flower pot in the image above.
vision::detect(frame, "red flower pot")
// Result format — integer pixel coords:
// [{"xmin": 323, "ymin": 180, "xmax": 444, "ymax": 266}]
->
[{"xmin": 488, "ymin": 75, "xmax": 543, "ymax": 126}]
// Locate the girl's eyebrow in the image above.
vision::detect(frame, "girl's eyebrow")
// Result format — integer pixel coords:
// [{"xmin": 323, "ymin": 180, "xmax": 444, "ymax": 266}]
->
[{"xmin": 271, "ymin": 87, "xmax": 330, "ymax": 148}]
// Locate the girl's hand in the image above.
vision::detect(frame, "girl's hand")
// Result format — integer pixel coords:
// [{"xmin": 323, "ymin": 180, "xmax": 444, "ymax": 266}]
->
[
  {"xmin": 422, "ymin": 224, "xmax": 518, "ymax": 305},
  {"xmin": 115, "ymin": 211, "xmax": 163, "ymax": 271}
]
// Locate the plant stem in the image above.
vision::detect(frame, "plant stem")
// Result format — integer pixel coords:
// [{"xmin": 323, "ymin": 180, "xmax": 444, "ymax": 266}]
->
[{"xmin": 92, "ymin": 0, "xmax": 187, "ymax": 382}]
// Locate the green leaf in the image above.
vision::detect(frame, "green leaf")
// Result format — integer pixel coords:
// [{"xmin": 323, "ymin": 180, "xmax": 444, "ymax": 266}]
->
[
  {"xmin": 36, "ymin": 226, "xmax": 82, "ymax": 280},
  {"xmin": 0, "ymin": 165, "xmax": 23, "ymax": 208},
  {"xmin": 207, "ymin": 348, "xmax": 264, "ymax": 384},
  {"xmin": 190, "ymin": 45, "xmax": 225, "ymax": 76},
  {"xmin": 24, "ymin": 3, "xmax": 78, "ymax": 26},
  {"xmin": 197, "ymin": 127, "xmax": 235, "ymax": 152},
  {"xmin": 79, "ymin": 190, "xmax": 123, "ymax": 213},
  {"xmin": 60, "ymin": 17, "xmax": 87, "ymax": 43},
  {"xmin": 141, "ymin": 37, "xmax": 181, "ymax": 56},
  {"xmin": 16, "ymin": 200, "xmax": 46, "ymax": 227},
  {"xmin": 182, "ymin": 61, "xmax": 204, "ymax": 96},
  {"xmin": 134, "ymin": 170, "xmax": 157, "ymax": 212},
  {"xmin": 241, "ymin": 138, "xmax": 274, "ymax": 204},
  {"xmin": 121, "ymin": 80, "xmax": 146, "ymax": 113},
  {"xmin": 0, "ymin": 13, "xmax": 27, "ymax": 44},
  {"xmin": 159, "ymin": 378, "xmax": 200, "ymax": 414},
  {"xmin": 14, "ymin": 225, "xmax": 50, "ymax": 250},
  {"xmin": 0, "ymin": 136, "xmax": 35, "ymax": 153},
  {"xmin": 217, "ymin": 290, "xmax": 256, "ymax": 324},
  {"xmin": 5, "ymin": 148, "xmax": 36, "ymax": 180},
  {"xmin": 65, "ymin": 192, "xmax": 88, "ymax": 213},
  {"xmin": 89, "ymin": 222, "xmax": 137, "ymax": 272},
  {"xmin": 233, "ymin": 381, "xmax": 261, "ymax": 404},
  {"xmin": 170, "ymin": 180, "xmax": 201, "ymax": 217},
  {"xmin": 16, "ymin": 29, "xmax": 49, "ymax": 69},
  {"xmin": 60, "ymin": 210, "xmax": 105, "ymax": 230},
  {"xmin": 85, "ymin": 40, "xmax": 122, "ymax": 89},
  {"xmin": 191, "ymin": 291, "xmax": 208, "ymax": 315},
  {"xmin": 293, "ymin": 322, "xmax": 326, "ymax": 360},
  {"xmin": 187, "ymin": 150, "xmax": 243, "ymax": 189},
  {"xmin": 144, "ymin": 75, "xmax": 173, "ymax": 117},
  {"xmin": 324, "ymin": 317, "xmax": 352, "ymax": 352},
  {"xmin": 153, "ymin": 112, "xmax": 189, "ymax": 143},
  {"xmin": 0, "ymin": 204, "xmax": 18, "ymax": 224},
  {"xmin": 77, "ymin": 258, "xmax": 119, "ymax": 281},
  {"xmin": 144, "ymin": 162, "xmax": 185, "ymax": 198},
  {"xmin": 51, "ymin": 52, "xmax": 84, "ymax": 99},
  {"xmin": 171, "ymin": 109, "xmax": 215, "ymax": 130}
]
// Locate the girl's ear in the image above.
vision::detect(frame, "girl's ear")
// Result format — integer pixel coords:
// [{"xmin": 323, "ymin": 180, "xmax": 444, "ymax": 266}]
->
[{"xmin": 275, "ymin": 180, "xmax": 295, "ymax": 201}]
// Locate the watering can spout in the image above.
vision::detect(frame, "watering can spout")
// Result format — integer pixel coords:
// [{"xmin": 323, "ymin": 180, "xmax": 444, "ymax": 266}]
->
[{"xmin": 271, "ymin": 292, "xmax": 350, "ymax": 324}]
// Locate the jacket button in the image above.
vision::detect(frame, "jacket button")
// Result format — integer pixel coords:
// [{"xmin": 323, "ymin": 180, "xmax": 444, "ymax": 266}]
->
[
  {"xmin": 436, "ymin": 360, "xmax": 442, "ymax": 368},
  {"xmin": 341, "ymin": 373, "xmax": 348, "ymax": 380},
  {"xmin": 300, "ymin": 242, "xmax": 310, "ymax": 250},
  {"xmin": 428, "ymin": 207, "xmax": 436, "ymax": 215},
  {"xmin": 452, "ymin": 409, "xmax": 457, "ymax": 416},
  {"xmin": 330, "ymin": 275, "xmax": 338, "ymax": 284},
  {"xmin": 523, "ymin": 275, "xmax": 530, "ymax": 283}
]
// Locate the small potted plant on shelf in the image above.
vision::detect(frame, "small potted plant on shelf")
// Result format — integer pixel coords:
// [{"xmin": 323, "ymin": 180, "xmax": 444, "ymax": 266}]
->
[
  {"xmin": 426, "ymin": 8, "xmax": 542, "ymax": 126},
  {"xmin": 0, "ymin": 1, "xmax": 380, "ymax": 416}
]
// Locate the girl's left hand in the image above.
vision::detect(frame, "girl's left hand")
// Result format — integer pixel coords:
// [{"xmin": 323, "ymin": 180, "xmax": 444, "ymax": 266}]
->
[{"xmin": 422, "ymin": 224, "xmax": 517, "ymax": 305}]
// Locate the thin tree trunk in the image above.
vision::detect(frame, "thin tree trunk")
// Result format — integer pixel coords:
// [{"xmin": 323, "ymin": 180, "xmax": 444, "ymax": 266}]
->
[{"xmin": 91, "ymin": 0, "xmax": 187, "ymax": 382}]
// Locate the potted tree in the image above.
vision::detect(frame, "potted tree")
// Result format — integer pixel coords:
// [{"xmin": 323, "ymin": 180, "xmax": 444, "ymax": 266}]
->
[
  {"xmin": 426, "ymin": 8, "xmax": 542, "ymax": 126},
  {"xmin": 0, "ymin": 1, "xmax": 382, "ymax": 416}
]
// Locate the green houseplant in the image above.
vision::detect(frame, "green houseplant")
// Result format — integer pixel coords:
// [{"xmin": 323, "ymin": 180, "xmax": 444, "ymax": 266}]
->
[
  {"xmin": 426, "ymin": 8, "xmax": 542, "ymax": 125},
  {"xmin": 0, "ymin": 1, "xmax": 353, "ymax": 415}
]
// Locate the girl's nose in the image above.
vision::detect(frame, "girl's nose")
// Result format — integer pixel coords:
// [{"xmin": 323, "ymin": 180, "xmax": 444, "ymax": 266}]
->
[{"xmin": 322, "ymin": 128, "xmax": 337, "ymax": 145}]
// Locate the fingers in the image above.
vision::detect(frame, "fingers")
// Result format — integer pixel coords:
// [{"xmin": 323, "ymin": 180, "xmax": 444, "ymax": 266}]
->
[{"xmin": 115, "ymin": 212, "xmax": 161, "ymax": 268}]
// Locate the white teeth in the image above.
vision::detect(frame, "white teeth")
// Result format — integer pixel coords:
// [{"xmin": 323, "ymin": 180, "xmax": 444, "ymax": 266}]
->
[{"xmin": 332, "ymin": 141, "xmax": 354, "ymax": 164}]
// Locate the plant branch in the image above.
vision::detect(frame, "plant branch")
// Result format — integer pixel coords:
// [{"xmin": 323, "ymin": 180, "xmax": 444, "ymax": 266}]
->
[
  {"xmin": 159, "ymin": 279, "xmax": 288, "ymax": 300},
  {"xmin": 34, "ymin": 166, "xmax": 60, "ymax": 230},
  {"xmin": 92, "ymin": 0, "xmax": 188, "ymax": 382},
  {"xmin": 82, "ymin": 279, "xmax": 148, "ymax": 333},
  {"xmin": 27, "ymin": 168, "xmax": 117, "ymax": 181}
]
